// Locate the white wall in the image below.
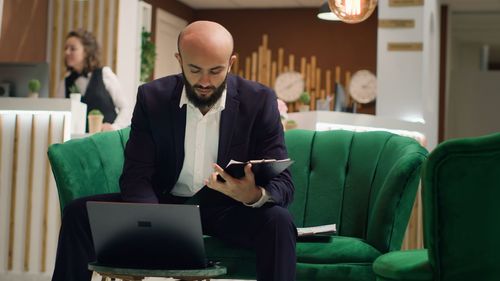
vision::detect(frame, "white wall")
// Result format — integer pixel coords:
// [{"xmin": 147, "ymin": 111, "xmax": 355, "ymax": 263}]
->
[
  {"xmin": 445, "ymin": 12, "xmax": 500, "ymax": 139},
  {"xmin": 116, "ymin": 0, "xmax": 141, "ymax": 105},
  {"xmin": 377, "ymin": 0, "xmax": 440, "ymax": 150}
]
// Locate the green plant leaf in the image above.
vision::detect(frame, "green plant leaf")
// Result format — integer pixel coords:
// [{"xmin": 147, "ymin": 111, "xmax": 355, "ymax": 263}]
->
[
  {"xmin": 69, "ymin": 84, "xmax": 81, "ymax": 93},
  {"xmin": 140, "ymin": 28, "xmax": 157, "ymax": 82},
  {"xmin": 28, "ymin": 79, "xmax": 41, "ymax": 92},
  {"xmin": 88, "ymin": 109, "xmax": 103, "ymax": 116}
]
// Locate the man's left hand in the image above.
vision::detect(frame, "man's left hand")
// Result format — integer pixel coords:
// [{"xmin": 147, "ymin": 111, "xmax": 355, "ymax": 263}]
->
[{"xmin": 205, "ymin": 163, "xmax": 262, "ymax": 204}]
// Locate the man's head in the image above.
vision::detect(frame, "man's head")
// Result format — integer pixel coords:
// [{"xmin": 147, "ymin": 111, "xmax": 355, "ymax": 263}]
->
[{"xmin": 176, "ymin": 21, "xmax": 236, "ymax": 110}]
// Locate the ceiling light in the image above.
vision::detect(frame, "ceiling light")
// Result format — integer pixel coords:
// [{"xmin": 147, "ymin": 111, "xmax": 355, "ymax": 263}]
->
[
  {"xmin": 328, "ymin": 0, "xmax": 377, "ymax": 24},
  {"xmin": 317, "ymin": 1, "xmax": 340, "ymax": 21}
]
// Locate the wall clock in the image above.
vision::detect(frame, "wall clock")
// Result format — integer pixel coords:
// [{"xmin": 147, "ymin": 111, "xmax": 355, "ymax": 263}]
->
[
  {"xmin": 274, "ymin": 71, "xmax": 305, "ymax": 102},
  {"xmin": 349, "ymin": 70, "xmax": 377, "ymax": 104}
]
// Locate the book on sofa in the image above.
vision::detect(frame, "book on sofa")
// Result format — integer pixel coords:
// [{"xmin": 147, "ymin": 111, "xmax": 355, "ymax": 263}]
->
[
  {"xmin": 297, "ymin": 224, "xmax": 337, "ymax": 236},
  {"xmin": 217, "ymin": 158, "xmax": 294, "ymax": 185}
]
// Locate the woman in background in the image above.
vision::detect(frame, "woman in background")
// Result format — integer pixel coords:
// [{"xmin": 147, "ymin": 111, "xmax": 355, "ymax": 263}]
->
[{"xmin": 57, "ymin": 29, "xmax": 131, "ymax": 131}]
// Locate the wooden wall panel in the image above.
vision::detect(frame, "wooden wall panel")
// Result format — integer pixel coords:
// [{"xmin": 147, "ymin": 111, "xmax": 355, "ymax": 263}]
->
[
  {"xmin": 0, "ymin": 0, "xmax": 49, "ymax": 62},
  {"xmin": 195, "ymin": 8, "xmax": 377, "ymax": 81}
]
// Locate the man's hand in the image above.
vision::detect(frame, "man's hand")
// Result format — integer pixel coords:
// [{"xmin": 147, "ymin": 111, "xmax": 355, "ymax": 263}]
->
[{"xmin": 205, "ymin": 163, "xmax": 262, "ymax": 204}]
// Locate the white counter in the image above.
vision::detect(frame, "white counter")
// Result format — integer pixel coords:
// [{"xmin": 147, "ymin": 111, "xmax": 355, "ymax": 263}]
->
[
  {"xmin": 288, "ymin": 111, "xmax": 427, "ymax": 147},
  {"xmin": 0, "ymin": 97, "xmax": 80, "ymax": 275}
]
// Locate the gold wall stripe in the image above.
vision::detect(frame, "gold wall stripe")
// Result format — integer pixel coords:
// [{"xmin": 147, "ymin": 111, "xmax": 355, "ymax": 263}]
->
[
  {"xmin": 388, "ymin": 42, "xmax": 423, "ymax": 51},
  {"xmin": 379, "ymin": 19, "xmax": 415, "ymax": 28},
  {"xmin": 112, "ymin": 0, "xmax": 120, "ymax": 72},
  {"xmin": 73, "ymin": 0, "xmax": 80, "ymax": 29},
  {"xmin": 102, "ymin": 0, "xmax": 111, "ymax": 67},
  {"xmin": 50, "ymin": 0, "xmax": 61, "ymax": 98},
  {"xmin": 41, "ymin": 115, "xmax": 53, "ymax": 272},
  {"xmin": 24, "ymin": 115, "xmax": 36, "ymax": 271},
  {"xmin": 93, "ymin": 0, "xmax": 101, "ymax": 44},
  {"xmin": 389, "ymin": 0, "xmax": 424, "ymax": 7},
  {"xmin": 8, "ymin": 115, "xmax": 20, "ymax": 270},
  {"xmin": 83, "ymin": 0, "xmax": 89, "ymax": 33},
  {"xmin": 61, "ymin": 0, "xmax": 70, "ymax": 82}
]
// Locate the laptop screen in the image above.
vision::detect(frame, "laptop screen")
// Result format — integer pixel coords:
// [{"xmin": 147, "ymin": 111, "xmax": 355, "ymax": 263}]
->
[{"xmin": 87, "ymin": 202, "xmax": 207, "ymax": 269}]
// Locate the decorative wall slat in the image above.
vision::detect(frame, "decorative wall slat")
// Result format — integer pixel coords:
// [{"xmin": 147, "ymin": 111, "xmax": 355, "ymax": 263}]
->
[
  {"xmin": 112, "ymin": 0, "xmax": 120, "ymax": 72},
  {"xmin": 7, "ymin": 115, "xmax": 20, "ymax": 271},
  {"xmin": 23, "ymin": 115, "xmax": 36, "ymax": 271}
]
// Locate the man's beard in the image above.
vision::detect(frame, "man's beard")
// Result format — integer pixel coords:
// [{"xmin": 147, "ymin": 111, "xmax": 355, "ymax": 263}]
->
[{"xmin": 182, "ymin": 71, "xmax": 227, "ymax": 109}]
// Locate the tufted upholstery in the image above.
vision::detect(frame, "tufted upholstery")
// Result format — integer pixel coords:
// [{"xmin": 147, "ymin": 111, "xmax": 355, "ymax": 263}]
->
[{"xmin": 48, "ymin": 128, "xmax": 427, "ymax": 281}]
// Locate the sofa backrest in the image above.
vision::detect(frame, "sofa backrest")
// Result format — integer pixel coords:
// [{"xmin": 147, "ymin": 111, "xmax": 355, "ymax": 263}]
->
[
  {"xmin": 422, "ymin": 132, "xmax": 500, "ymax": 281},
  {"xmin": 49, "ymin": 127, "xmax": 427, "ymax": 253},
  {"xmin": 48, "ymin": 128, "xmax": 130, "ymax": 211},
  {"xmin": 285, "ymin": 129, "xmax": 428, "ymax": 253}
]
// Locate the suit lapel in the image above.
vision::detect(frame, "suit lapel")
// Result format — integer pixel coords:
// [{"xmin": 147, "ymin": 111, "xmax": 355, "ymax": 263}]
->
[
  {"xmin": 217, "ymin": 75, "xmax": 239, "ymax": 166},
  {"xmin": 171, "ymin": 76, "xmax": 186, "ymax": 179}
]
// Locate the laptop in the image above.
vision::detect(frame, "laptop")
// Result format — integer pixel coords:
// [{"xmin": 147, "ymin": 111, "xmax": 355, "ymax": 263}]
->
[{"xmin": 87, "ymin": 202, "xmax": 208, "ymax": 270}]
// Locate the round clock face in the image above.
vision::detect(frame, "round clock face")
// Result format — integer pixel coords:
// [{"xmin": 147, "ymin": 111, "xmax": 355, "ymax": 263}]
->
[
  {"xmin": 274, "ymin": 71, "xmax": 304, "ymax": 102},
  {"xmin": 349, "ymin": 70, "xmax": 377, "ymax": 104}
]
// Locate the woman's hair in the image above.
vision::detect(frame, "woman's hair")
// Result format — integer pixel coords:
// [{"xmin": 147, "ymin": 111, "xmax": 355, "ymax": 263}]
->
[{"xmin": 65, "ymin": 29, "xmax": 101, "ymax": 73}]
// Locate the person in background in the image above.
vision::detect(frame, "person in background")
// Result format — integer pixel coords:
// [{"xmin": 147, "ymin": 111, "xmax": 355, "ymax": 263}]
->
[{"xmin": 57, "ymin": 29, "xmax": 131, "ymax": 131}]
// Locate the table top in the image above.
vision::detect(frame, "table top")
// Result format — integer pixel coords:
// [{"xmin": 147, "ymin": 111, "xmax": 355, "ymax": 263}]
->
[{"xmin": 88, "ymin": 262, "xmax": 227, "ymax": 278}]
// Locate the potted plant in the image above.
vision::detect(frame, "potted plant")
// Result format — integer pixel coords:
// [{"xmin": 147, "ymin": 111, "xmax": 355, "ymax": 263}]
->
[
  {"xmin": 69, "ymin": 84, "xmax": 80, "ymax": 94},
  {"xmin": 140, "ymin": 28, "xmax": 157, "ymax": 83},
  {"xmin": 69, "ymin": 84, "xmax": 82, "ymax": 101},
  {"xmin": 285, "ymin": 119, "xmax": 298, "ymax": 130},
  {"xmin": 298, "ymin": 91, "xmax": 311, "ymax": 112},
  {"xmin": 28, "ymin": 79, "xmax": 41, "ymax": 98},
  {"xmin": 87, "ymin": 109, "xmax": 104, "ymax": 134}
]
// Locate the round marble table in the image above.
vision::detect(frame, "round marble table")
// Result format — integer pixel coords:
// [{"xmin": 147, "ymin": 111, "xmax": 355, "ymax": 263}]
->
[{"xmin": 88, "ymin": 262, "xmax": 227, "ymax": 281}]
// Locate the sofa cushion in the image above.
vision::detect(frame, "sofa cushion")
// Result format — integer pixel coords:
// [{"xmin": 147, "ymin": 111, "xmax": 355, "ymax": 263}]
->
[
  {"xmin": 373, "ymin": 249, "xmax": 432, "ymax": 281},
  {"xmin": 297, "ymin": 236, "xmax": 381, "ymax": 264},
  {"xmin": 205, "ymin": 235, "xmax": 381, "ymax": 264}
]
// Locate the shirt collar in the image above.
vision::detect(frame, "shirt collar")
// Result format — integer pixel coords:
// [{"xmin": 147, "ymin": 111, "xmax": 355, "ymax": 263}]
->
[{"xmin": 179, "ymin": 86, "xmax": 227, "ymax": 113}]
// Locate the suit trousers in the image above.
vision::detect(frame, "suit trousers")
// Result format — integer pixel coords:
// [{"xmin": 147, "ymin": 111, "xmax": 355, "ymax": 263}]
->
[{"xmin": 51, "ymin": 192, "xmax": 297, "ymax": 281}]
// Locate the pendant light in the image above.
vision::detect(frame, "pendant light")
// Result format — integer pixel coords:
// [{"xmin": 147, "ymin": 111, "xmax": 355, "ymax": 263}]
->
[
  {"xmin": 317, "ymin": 1, "xmax": 340, "ymax": 21},
  {"xmin": 328, "ymin": 0, "xmax": 377, "ymax": 24}
]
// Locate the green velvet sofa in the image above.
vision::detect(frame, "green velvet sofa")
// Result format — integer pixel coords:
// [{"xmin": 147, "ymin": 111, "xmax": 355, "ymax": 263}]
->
[
  {"xmin": 48, "ymin": 128, "xmax": 428, "ymax": 281},
  {"xmin": 373, "ymin": 132, "xmax": 500, "ymax": 281}
]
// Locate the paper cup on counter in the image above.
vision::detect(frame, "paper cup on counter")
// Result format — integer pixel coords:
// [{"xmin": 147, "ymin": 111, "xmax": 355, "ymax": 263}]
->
[{"xmin": 88, "ymin": 115, "xmax": 104, "ymax": 134}]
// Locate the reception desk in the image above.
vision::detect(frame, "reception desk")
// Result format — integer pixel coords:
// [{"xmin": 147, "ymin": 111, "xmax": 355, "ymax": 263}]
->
[{"xmin": 0, "ymin": 98, "xmax": 75, "ymax": 279}]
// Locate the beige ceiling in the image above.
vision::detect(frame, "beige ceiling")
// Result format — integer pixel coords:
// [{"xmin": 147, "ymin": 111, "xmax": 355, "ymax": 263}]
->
[
  {"xmin": 178, "ymin": 0, "xmax": 500, "ymax": 11},
  {"xmin": 176, "ymin": 0, "xmax": 324, "ymax": 9}
]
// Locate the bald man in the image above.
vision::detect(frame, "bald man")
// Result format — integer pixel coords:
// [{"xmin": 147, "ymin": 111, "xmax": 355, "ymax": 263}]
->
[{"xmin": 51, "ymin": 21, "xmax": 296, "ymax": 281}]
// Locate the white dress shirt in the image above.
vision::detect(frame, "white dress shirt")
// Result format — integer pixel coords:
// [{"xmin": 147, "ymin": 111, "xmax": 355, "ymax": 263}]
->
[
  {"xmin": 57, "ymin": 66, "xmax": 132, "ymax": 129},
  {"xmin": 170, "ymin": 86, "xmax": 270, "ymax": 207}
]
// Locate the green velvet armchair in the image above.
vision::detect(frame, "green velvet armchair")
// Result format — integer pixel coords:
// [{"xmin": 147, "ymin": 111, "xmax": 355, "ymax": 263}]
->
[
  {"xmin": 48, "ymin": 128, "xmax": 427, "ymax": 281},
  {"xmin": 373, "ymin": 132, "xmax": 500, "ymax": 281}
]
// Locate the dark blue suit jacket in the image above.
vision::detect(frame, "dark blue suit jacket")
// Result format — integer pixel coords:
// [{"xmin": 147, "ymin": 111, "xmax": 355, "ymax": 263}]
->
[{"xmin": 119, "ymin": 74, "xmax": 294, "ymax": 207}]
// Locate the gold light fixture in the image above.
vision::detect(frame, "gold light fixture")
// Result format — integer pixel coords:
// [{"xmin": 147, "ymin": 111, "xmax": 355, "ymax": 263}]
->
[{"xmin": 328, "ymin": 0, "xmax": 378, "ymax": 24}]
